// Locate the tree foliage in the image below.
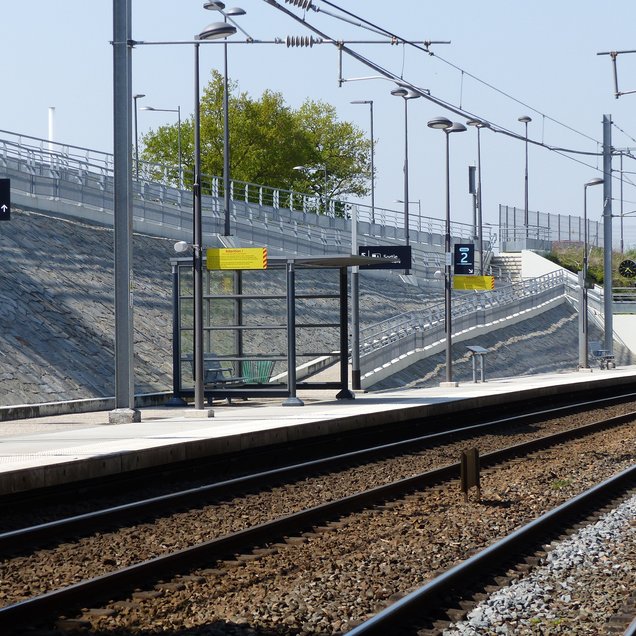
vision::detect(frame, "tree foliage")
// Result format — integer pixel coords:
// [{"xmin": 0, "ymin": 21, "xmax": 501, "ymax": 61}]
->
[{"xmin": 140, "ymin": 70, "xmax": 372, "ymax": 208}]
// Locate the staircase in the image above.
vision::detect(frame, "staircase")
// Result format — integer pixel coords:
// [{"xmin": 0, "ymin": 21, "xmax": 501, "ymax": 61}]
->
[{"xmin": 490, "ymin": 253, "xmax": 523, "ymax": 282}]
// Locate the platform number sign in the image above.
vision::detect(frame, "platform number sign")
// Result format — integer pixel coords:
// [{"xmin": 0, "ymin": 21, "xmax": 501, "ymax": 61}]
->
[
  {"xmin": 0, "ymin": 179, "xmax": 9, "ymax": 221},
  {"xmin": 454, "ymin": 243, "xmax": 475, "ymax": 274}
]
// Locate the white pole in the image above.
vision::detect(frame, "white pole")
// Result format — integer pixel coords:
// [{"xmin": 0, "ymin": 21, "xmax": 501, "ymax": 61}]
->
[{"xmin": 48, "ymin": 107, "xmax": 55, "ymax": 156}]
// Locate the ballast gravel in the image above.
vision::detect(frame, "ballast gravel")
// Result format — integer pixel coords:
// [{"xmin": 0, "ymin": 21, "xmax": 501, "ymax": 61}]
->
[{"xmin": 443, "ymin": 493, "xmax": 636, "ymax": 635}]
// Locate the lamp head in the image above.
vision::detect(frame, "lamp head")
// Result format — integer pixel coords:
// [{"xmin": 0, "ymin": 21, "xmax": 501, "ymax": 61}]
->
[
  {"xmin": 448, "ymin": 122, "xmax": 467, "ymax": 134},
  {"xmin": 226, "ymin": 7, "xmax": 246, "ymax": 15},
  {"xmin": 585, "ymin": 177, "xmax": 604, "ymax": 187},
  {"xmin": 427, "ymin": 116, "xmax": 452, "ymax": 130},
  {"xmin": 466, "ymin": 118, "xmax": 490, "ymax": 129},
  {"xmin": 518, "ymin": 115, "xmax": 532, "ymax": 124},
  {"xmin": 203, "ymin": 1, "xmax": 225, "ymax": 10},
  {"xmin": 196, "ymin": 22, "xmax": 237, "ymax": 40},
  {"xmin": 174, "ymin": 241, "xmax": 190, "ymax": 253}
]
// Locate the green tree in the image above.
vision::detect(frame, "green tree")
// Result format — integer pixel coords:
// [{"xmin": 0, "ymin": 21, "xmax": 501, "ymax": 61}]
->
[{"xmin": 140, "ymin": 70, "xmax": 372, "ymax": 212}]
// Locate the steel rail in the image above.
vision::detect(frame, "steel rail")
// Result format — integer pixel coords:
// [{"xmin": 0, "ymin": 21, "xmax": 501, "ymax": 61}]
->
[
  {"xmin": 1, "ymin": 407, "xmax": 635, "ymax": 632},
  {"xmin": 346, "ymin": 465, "xmax": 636, "ymax": 635},
  {"xmin": 2, "ymin": 393, "xmax": 636, "ymax": 555}
]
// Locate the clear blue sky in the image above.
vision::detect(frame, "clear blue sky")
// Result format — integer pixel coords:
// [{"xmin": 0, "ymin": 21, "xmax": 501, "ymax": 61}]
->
[{"xmin": 4, "ymin": 1, "xmax": 636, "ymax": 243}]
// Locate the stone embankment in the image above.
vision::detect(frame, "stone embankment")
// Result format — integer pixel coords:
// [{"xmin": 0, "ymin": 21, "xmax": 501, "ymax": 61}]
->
[{"xmin": 0, "ymin": 208, "xmax": 435, "ymax": 406}]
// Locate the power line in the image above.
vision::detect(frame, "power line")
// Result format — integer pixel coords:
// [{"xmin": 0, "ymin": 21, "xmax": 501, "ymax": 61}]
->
[
  {"xmin": 267, "ymin": 0, "xmax": 636, "ymax": 198},
  {"xmin": 317, "ymin": 0, "xmax": 601, "ymax": 146}
]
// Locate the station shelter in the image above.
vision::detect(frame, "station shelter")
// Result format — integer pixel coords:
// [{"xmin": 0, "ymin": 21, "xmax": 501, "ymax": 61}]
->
[{"xmin": 169, "ymin": 252, "xmax": 379, "ymax": 406}]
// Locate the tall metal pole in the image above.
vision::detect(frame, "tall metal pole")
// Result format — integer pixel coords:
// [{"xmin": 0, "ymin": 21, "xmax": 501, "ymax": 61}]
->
[
  {"xmin": 222, "ymin": 38, "xmax": 231, "ymax": 236},
  {"xmin": 476, "ymin": 126, "xmax": 484, "ymax": 275},
  {"xmin": 282, "ymin": 261, "xmax": 303, "ymax": 406},
  {"xmin": 141, "ymin": 106, "xmax": 182, "ymax": 188},
  {"xmin": 620, "ymin": 152, "xmax": 624, "ymax": 253},
  {"xmin": 444, "ymin": 130, "xmax": 452, "ymax": 384},
  {"xmin": 193, "ymin": 42, "xmax": 206, "ymax": 412},
  {"xmin": 580, "ymin": 185, "xmax": 590, "ymax": 369},
  {"xmin": 429, "ymin": 117, "xmax": 465, "ymax": 385},
  {"xmin": 111, "ymin": 0, "xmax": 139, "ymax": 423},
  {"xmin": 403, "ymin": 97, "xmax": 410, "ymax": 272},
  {"xmin": 351, "ymin": 203, "xmax": 360, "ymax": 390},
  {"xmin": 177, "ymin": 106, "xmax": 183, "ymax": 190},
  {"xmin": 133, "ymin": 93, "xmax": 145, "ymax": 179},
  {"xmin": 603, "ymin": 115, "xmax": 614, "ymax": 354},
  {"xmin": 323, "ymin": 166, "xmax": 328, "ymax": 213},
  {"xmin": 392, "ymin": 88, "xmax": 418, "ymax": 274},
  {"xmin": 369, "ymin": 101, "xmax": 375, "ymax": 224},
  {"xmin": 519, "ymin": 115, "xmax": 531, "ymax": 239},
  {"xmin": 350, "ymin": 99, "xmax": 374, "ymax": 223},
  {"xmin": 578, "ymin": 178, "xmax": 603, "ymax": 368}
]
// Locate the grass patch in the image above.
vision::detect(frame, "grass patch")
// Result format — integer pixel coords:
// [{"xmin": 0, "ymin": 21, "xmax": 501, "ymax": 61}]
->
[{"xmin": 550, "ymin": 478, "xmax": 572, "ymax": 490}]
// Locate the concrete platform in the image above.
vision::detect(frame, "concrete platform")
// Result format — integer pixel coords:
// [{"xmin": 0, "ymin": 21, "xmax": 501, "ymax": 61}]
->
[{"xmin": 1, "ymin": 366, "xmax": 635, "ymax": 497}]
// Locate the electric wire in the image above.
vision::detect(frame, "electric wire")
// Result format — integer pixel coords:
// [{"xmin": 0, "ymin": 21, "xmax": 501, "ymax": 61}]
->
[
  {"xmin": 317, "ymin": 0, "xmax": 601, "ymax": 146},
  {"xmin": 268, "ymin": 0, "xmax": 636, "ymax": 200}
]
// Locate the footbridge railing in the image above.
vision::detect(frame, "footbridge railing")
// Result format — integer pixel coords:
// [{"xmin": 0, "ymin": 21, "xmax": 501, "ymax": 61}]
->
[{"xmin": 359, "ymin": 270, "xmax": 568, "ymax": 377}]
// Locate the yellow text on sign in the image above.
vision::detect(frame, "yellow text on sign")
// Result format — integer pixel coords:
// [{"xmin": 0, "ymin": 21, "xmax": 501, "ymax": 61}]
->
[
  {"xmin": 453, "ymin": 275, "xmax": 495, "ymax": 290},
  {"xmin": 206, "ymin": 247, "xmax": 268, "ymax": 270}
]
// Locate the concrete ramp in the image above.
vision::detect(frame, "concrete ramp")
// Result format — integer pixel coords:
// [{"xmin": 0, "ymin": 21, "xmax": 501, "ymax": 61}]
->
[{"xmin": 613, "ymin": 314, "xmax": 636, "ymax": 354}]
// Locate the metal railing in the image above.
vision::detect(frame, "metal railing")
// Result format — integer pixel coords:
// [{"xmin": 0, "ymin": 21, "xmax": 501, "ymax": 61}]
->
[
  {"xmin": 499, "ymin": 204, "xmax": 603, "ymax": 247},
  {"xmin": 359, "ymin": 270, "xmax": 568, "ymax": 375},
  {"xmin": 0, "ymin": 129, "xmax": 493, "ymax": 258}
]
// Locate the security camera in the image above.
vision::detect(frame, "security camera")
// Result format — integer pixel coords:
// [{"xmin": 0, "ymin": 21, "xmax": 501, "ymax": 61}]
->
[{"xmin": 174, "ymin": 241, "xmax": 189, "ymax": 253}]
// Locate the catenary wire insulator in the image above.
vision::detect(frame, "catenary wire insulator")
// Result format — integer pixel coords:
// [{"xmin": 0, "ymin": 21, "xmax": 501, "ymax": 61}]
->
[
  {"xmin": 285, "ymin": 35, "xmax": 319, "ymax": 47},
  {"xmin": 283, "ymin": 0, "xmax": 314, "ymax": 10}
]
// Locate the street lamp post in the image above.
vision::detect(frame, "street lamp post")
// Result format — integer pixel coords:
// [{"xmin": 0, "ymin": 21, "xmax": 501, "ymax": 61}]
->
[
  {"xmin": 140, "ymin": 105, "xmax": 183, "ymax": 189},
  {"xmin": 350, "ymin": 99, "xmax": 374, "ymax": 224},
  {"xmin": 579, "ymin": 177, "xmax": 604, "ymax": 369},
  {"xmin": 427, "ymin": 117, "xmax": 466, "ymax": 386},
  {"xmin": 518, "ymin": 115, "xmax": 532, "ymax": 240},
  {"xmin": 133, "ymin": 93, "xmax": 145, "ymax": 179},
  {"xmin": 204, "ymin": 2, "xmax": 247, "ymax": 236},
  {"xmin": 391, "ymin": 87, "xmax": 420, "ymax": 274},
  {"xmin": 293, "ymin": 165, "xmax": 328, "ymax": 210},
  {"xmin": 395, "ymin": 199, "xmax": 421, "ymax": 227},
  {"xmin": 466, "ymin": 119, "xmax": 490, "ymax": 275},
  {"xmin": 193, "ymin": 21, "xmax": 237, "ymax": 413},
  {"xmin": 111, "ymin": 0, "xmax": 139, "ymax": 424}
]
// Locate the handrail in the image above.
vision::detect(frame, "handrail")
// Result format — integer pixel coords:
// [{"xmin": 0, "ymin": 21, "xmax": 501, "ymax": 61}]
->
[
  {"xmin": 360, "ymin": 270, "xmax": 567, "ymax": 356},
  {"xmin": 0, "ymin": 129, "xmax": 493, "ymax": 244}
]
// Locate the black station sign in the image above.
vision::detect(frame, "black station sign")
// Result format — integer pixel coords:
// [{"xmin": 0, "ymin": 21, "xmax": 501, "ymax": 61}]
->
[
  {"xmin": 454, "ymin": 243, "xmax": 475, "ymax": 274},
  {"xmin": 0, "ymin": 179, "xmax": 9, "ymax": 221},
  {"xmin": 358, "ymin": 245, "xmax": 412, "ymax": 270}
]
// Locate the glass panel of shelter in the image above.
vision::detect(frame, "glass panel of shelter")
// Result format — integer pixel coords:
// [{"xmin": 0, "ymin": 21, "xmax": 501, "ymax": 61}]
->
[{"xmin": 173, "ymin": 258, "xmax": 345, "ymax": 402}]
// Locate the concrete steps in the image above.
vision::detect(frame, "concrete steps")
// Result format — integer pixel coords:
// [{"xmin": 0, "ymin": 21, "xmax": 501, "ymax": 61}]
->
[{"xmin": 490, "ymin": 252, "xmax": 522, "ymax": 282}]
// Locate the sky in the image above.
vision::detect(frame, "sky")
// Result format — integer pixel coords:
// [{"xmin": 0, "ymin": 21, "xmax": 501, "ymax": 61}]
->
[{"xmin": 5, "ymin": 1, "xmax": 636, "ymax": 245}]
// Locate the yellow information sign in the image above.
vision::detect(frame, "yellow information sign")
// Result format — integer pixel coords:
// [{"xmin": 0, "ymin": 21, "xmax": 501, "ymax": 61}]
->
[
  {"xmin": 453, "ymin": 275, "xmax": 495, "ymax": 290},
  {"xmin": 206, "ymin": 247, "xmax": 268, "ymax": 270}
]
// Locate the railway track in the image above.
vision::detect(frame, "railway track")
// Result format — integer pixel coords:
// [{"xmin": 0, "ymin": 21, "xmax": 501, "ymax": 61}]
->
[
  {"xmin": 4, "ymin": 387, "xmax": 636, "ymax": 528},
  {"xmin": 347, "ymin": 468, "xmax": 636, "ymax": 635},
  {"xmin": 0, "ymin": 398, "xmax": 635, "ymax": 634}
]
